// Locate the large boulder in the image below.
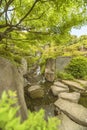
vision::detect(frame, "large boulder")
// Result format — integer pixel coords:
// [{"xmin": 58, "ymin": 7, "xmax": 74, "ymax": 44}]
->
[
  {"xmin": 45, "ymin": 58, "xmax": 55, "ymax": 82},
  {"xmin": 54, "ymin": 98, "xmax": 87, "ymax": 127},
  {"xmin": 58, "ymin": 92, "xmax": 80, "ymax": 103},
  {"xmin": 58, "ymin": 113, "xmax": 87, "ymax": 130},
  {"xmin": 0, "ymin": 57, "xmax": 28, "ymax": 121}
]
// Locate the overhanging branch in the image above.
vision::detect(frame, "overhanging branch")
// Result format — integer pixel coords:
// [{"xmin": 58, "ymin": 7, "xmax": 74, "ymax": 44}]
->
[{"xmin": 16, "ymin": 0, "xmax": 40, "ymax": 26}]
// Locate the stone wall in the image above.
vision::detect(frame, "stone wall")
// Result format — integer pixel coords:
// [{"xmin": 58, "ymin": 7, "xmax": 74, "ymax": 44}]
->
[{"xmin": 55, "ymin": 56, "xmax": 72, "ymax": 72}]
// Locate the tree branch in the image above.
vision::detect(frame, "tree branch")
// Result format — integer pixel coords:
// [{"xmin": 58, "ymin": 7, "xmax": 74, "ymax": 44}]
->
[
  {"xmin": 16, "ymin": 0, "xmax": 40, "ymax": 26},
  {"xmin": 0, "ymin": 0, "xmax": 14, "ymax": 17},
  {"xmin": 28, "ymin": 11, "xmax": 45, "ymax": 21},
  {"xmin": 0, "ymin": 0, "xmax": 2, "ymax": 6}
]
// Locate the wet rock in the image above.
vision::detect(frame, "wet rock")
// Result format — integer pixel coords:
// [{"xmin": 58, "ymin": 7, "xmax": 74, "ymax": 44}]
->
[
  {"xmin": 28, "ymin": 85, "xmax": 44, "ymax": 99},
  {"xmin": 58, "ymin": 92, "xmax": 80, "ymax": 103},
  {"xmin": 58, "ymin": 113, "xmax": 87, "ymax": 130},
  {"xmin": 62, "ymin": 80, "xmax": 85, "ymax": 93},
  {"xmin": 54, "ymin": 98, "xmax": 87, "ymax": 127},
  {"xmin": 51, "ymin": 85, "xmax": 69, "ymax": 96}
]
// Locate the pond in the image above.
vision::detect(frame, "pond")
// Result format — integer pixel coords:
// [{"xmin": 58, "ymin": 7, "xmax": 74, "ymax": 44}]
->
[
  {"xmin": 79, "ymin": 95, "xmax": 87, "ymax": 108},
  {"xmin": 24, "ymin": 80, "xmax": 87, "ymax": 120},
  {"xmin": 24, "ymin": 81, "xmax": 57, "ymax": 111}
]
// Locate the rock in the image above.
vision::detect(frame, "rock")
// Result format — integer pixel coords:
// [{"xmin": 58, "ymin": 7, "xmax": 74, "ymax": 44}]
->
[
  {"xmin": 0, "ymin": 57, "xmax": 27, "ymax": 121},
  {"xmin": 28, "ymin": 85, "xmax": 44, "ymax": 99},
  {"xmin": 62, "ymin": 80, "xmax": 85, "ymax": 93},
  {"xmin": 18, "ymin": 58, "xmax": 27, "ymax": 75},
  {"xmin": 58, "ymin": 113, "xmax": 87, "ymax": 130},
  {"xmin": 51, "ymin": 85, "xmax": 69, "ymax": 96},
  {"xmin": 45, "ymin": 58, "xmax": 55, "ymax": 82},
  {"xmin": 58, "ymin": 92, "xmax": 80, "ymax": 103},
  {"xmin": 54, "ymin": 98, "xmax": 87, "ymax": 127},
  {"xmin": 24, "ymin": 78, "xmax": 31, "ymax": 87},
  {"xmin": 55, "ymin": 56, "xmax": 72, "ymax": 72},
  {"xmin": 75, "ymin": 79, "xmax": 87, "ymax": 88},
  {"xmin": 54, "ymin": 81, "xmax": 68, "ymax": 88}
]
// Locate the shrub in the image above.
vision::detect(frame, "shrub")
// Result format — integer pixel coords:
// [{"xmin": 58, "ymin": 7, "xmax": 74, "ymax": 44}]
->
[
  {"xmin": 0, "ymin": 90, "xmax": 60, "ymax": 130},
  {"xmin": 65, "ymin": 56, "xmax": 87, "ymax": 79},
  {"xmin": 56, "ymin": 71, "xmax": 74, "ymax": 80}
]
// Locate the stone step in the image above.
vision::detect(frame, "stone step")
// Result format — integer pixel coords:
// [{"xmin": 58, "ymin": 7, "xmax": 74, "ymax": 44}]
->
[
  {"xmin": 28, "ymin": 85, "xmax": 44, "ymax": 99},
  {"xmin": 54, "ymin": 98, "xmax": 87, "ymax": 127},
  {"xmin": 51, "ymin": 85, "xmax": 69, "ymax": 96},
  {"xmin": 58, "ymin": 113, "xmax": 87, "ymax": 130},
  {"xmin": 58, "ymin": 92, "xmax": 80, "ymax": 103},
  {"xmin": 62, "ymin": 80, "xmax": 85, "ymax": 93},
  {"xmin": 54, "ymin": 81, "xmax": 68, "ymax": 88}
]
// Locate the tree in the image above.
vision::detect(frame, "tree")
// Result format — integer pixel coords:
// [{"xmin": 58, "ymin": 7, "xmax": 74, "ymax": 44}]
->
[{"xmin": 0, "ymin": 0, "xmax": 87, "ymax": 42}]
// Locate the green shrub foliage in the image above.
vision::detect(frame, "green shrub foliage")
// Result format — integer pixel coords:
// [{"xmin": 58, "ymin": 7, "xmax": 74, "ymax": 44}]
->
[
  {"xmin": 66, "ymin": 56, "xmax": 87, "ymax": 79},
  {"xmin": 56, "ymin": 71, "xmax": 74, "ymax": 80},
  {"xmin": 0, "ymin": 91, "xmax": 60, "ymax": 130}
]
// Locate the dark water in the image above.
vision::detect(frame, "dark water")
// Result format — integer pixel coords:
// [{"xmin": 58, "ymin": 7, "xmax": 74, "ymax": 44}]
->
[
  {"xmin": 79, "ymin": 95, "xmax": 87, "ymax": 108},
  {"xmin": 24, "ymin": 81, "xmax": 57, "ymax": 111}
]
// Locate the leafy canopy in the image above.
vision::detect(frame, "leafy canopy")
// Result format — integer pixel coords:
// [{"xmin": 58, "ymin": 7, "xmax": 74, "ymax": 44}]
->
[
  {"xmin": 0, "ymin": 0, "xmax": 87, "ymax": 42},
  {"xmin": 0, "ymin": 0, "xmax": 87, "ymax": 66}
]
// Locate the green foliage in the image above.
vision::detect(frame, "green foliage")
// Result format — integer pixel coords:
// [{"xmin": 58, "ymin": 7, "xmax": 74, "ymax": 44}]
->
[
  {"xmin": 0, "ymin": 0, "xmax": 87, "ymax": 45},
  {"xmin": 56, "ymin": 71, "xmax": 74, "ymax": 80},
  {"xmin": 61, "ymin": 35, "xmax": 87, "ymax": 57},
  {"xmin": 65, "ymin": 56, "xmax": 87, "ymax": 79},
  {"xmin": 0, "ymin": 91, "xmax": 60, "ymax": 130}
]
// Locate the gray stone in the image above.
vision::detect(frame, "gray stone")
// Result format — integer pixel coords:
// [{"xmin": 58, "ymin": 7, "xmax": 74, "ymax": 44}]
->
[
  {"xmin": 19, "ymin": 58, "xmax": 27, "ymax": 75},
  {"xmin": 58, "ymin": 113, "xmax": 87, "ymax": 130},
  {"xmin": 28, "ymin": 85, "xmax": 44, "ymax": 99},
  {"xmin": 51, "ymin": 85, "xmax": 69, "ymax": 96},
  {"xmin": 58, "ymin": 92, "xmax": 80, "ymax": 103},
  {"xmin": 0, "ymin": 57, "xmax": 27, "ymax": 121},
  {"xmin": 54, "ymin": 81, "xmax": 68, "ymax": 88},
  {"xmin": 54, "ymin": 98, "xmax": 87, "ymax": 127},
  {"xmin": 62, "ymin": 80, "xmax": 85, "ymax": 93},
  {"xmin": 45, "ymin": 58, "xmax": 55, "ymax": 82},
  {"xmin": 56, "ymin": 56, "xmax": 72, "ymax": 72}
]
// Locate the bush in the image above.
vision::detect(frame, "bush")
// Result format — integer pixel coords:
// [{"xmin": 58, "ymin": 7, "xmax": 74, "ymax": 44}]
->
[
  {"xmin": 56, "ymin": 71, "xmax": 74, "ymax": 80},
  {"xmin": 0, "ymin": 90, "xmax": 60, "ymax": 130},
  {"xmin": 65, "ymin": 56, "xmax": 87, "ymax": 79}
]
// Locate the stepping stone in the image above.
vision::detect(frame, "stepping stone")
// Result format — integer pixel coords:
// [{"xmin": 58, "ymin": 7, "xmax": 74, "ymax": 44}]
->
[
  {"xmin": 58, "ymin": 92, "xmax": 80, "ymax": 103},
  {"xmin": 62, "ymin": 80, "xmax": 85, "ymax": 93},
  {"xmin": 51, "ymin": 85, "xmax": 69, "ymax": 96},
  {"xmin": 75, "ymin": 80, "xmax": 87, "ymax": 88},
  {"xmin": 54, "ymin": 81, "xmax": 68, "ymax": 88},
  {"xmin": 28, "ymin": 85, "xmax": 44, "ymax": 99},
  {"xmin": 58, "ymin": 113, "xmax": 87, "ymax": 130},
  {"xmin": 54, "ymin": 98, "xmax": 87, "ymax": 127}
]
